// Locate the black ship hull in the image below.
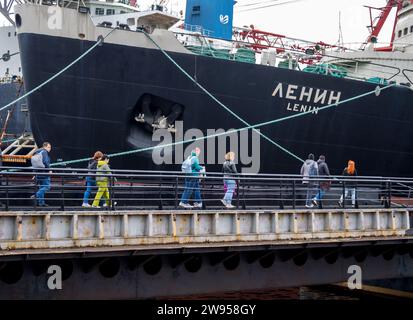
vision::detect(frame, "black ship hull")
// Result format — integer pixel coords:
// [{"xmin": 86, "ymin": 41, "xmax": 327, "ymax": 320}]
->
[{"xmin": 18, "ymin": 32, "xmax": 413, "ymax": 176}]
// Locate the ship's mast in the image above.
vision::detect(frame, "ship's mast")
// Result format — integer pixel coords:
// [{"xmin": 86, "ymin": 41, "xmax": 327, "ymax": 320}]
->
[{"xmin": 362, "ymin": 0, "xmax": 407, "ymax": 51}]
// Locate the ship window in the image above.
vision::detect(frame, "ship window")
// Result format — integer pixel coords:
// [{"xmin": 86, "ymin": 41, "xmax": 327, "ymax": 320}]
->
[
  {"xmin": 95, "ymin": 8, "xmax": 104, "ymax": 15},
  {"xmin": 14, "ymin": 32, "xmax": 16, "ymax": 36},
  {"xmin": 398, "ymin": 30, "xmax": 402, "ymax": 37},
  {"xmin": 5, "ymin": 68, "xmax": 9, "ymax": 74},
  {"xmin": 107, "ymin": 9, "xmax": 115, "ymax": 15},
  {"xmin": 404, "ymin": 27, "xmax": 408, "ymax": 35},
  {"xmin": 18, "ymin": 67, "xmax": 21, "ymax": 72},
  {"xmin": 411, "ymin": 26, "xmax": 413, "ymax": 33},
  {"xmin": 192, "ymin": 5, "xmax": 200, "ymax": 15},
  {"xmin": 8, "ymin": 32, "xmax": 10, "ymax": 37}
]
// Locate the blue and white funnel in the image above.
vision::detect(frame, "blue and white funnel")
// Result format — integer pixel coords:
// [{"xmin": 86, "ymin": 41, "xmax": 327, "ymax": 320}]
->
[{"xmin": 184, "ymin": 0, "xmax": 235, "ymax": 40}]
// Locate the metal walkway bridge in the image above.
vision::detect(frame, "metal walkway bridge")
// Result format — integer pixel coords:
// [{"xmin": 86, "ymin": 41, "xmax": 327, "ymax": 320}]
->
[{"xmin": 0, "ymin": 167, "xmax": 412, "ymax": 299}]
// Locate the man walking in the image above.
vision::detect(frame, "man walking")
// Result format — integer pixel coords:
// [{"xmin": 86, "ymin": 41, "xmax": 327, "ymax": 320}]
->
[
  {"xmin": 32, "ymin": 142, "xmax": 52, "ymax": 207},
  {"xmin": 312, "ymin": 155, "xmax": 330, "ymax": 207},
  {"xmin": 300, "ymin": 153, "xmax": 318, "ymax": 208}
]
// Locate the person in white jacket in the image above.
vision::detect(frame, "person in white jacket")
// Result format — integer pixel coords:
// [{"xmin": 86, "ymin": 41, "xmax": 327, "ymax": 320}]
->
[{"xmin": 300, "ymin": 153, "xmax": 318, "ymax": 208}]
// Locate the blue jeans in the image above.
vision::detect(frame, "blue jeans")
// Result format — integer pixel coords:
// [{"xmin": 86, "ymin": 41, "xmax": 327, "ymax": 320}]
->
[
  {"xmin": 224, "ymin": 179, "xmax": 236, "ymax": 204},
  {"xmin": 315, "ymin": 189, "xmax": 325, "ymax": 201},
  {"xmin": 305, "ymin": 183, "xmax": 317, "ymax": 206},
  {"xmin": 36, "ymin": 176, "xmax": 50, "ymax": 205},
  {"xmin": 181, "ymin": 177, "xmax": 202, "ymax": 203},
  {"xmin": 83, "ymin": 176, "xmax": 96, "ymax": 204},
  {"xmin": 340, "ymin": 188, "xmax": 356, "ymax": 205}
]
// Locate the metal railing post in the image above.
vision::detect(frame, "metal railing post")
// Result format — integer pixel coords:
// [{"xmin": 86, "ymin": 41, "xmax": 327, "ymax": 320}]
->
[
  {"xmin": 388, "ymin": 180, "xmax": 392, "ymax": 208},
  {"xmin": 110, "ymin": 176, "xmax": 114, "ymax": 211},
  {"xmin": 318, "ymin": 179, "xmax": 323, "ymax": 209},
  {"xmin": 292, "ymin": 179, "xmax": 296, "ymax": 210},
  {"xmin": 5, "ymin": 175, "xmax": 9, "ymax": 211},
  {"xmin": 241, "ymin": 178, "xmax": 246, "ymax": 210},
  {"xmin": 201, "ymin": 176, "xmax": 206, "ymax": 210},
  {"xmin": 60, "ymin": 175, "xmax": 65, "ymax": 211},
  {"xmin": 174, "ymin": 176, "xmax": 178, "ymax": 209},
  {"xmin": 236, "ymin": 176, "xmax": 240, "ymax": 209},
  {"xmin": 158, "ymin": 174, "xmax": 163, "ymax": 210},
  {"xmin": 342, "ymin": 181, "xmax": 346, "ymax": 209},
  {"xmin": 279, "ymin": 180, "xmax": 284, "ymax": 209}
]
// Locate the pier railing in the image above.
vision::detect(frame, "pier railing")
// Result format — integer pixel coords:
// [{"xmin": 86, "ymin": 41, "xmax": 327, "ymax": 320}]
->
[{"xmin": 0, "ymin": 166, "xmax": 412, "ymax": 211}]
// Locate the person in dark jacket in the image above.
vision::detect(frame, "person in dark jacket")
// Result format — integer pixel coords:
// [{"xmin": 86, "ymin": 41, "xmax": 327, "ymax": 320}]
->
[
  {"xmin": 222, "ymin": 151, "xmax": 237, "ymax": 208},
  {"xmin": 82, "ymin": 151, "xmax": 103, "ymax": 207},
  {"xmin": 339, "ymin": 160, "xmax": 358, "ymax": 207},
  {"xmin": 312, "ymin": 155, "xmax": 330, "ymax": 206},
  {"xmin": 33, "ymin": 142, "xmax": 52, "ymax": 206}
]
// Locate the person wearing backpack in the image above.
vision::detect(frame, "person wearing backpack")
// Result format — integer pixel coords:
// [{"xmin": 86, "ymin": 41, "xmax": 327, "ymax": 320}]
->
[
  {"xmin": 82, "ymin": 151, "xmax": 103, "ymax": 207},
  {"xmin": 312, "ymin": 155, "xmax": 331, "ymax": 207},
  {"xmin": 338, "ymin": 160, "xmax": 358, "ymax": 208},
  {"xmin": 179, "ymin": 147, "xmax": 204, "ymax": 209},
  {"xmin": 300, "ymin": 153, "xmax": 318, "ymax": 208},
  {"xmin": 92, "ymin": 155, "xmax": 112, "ymax": 208},
  {"xmin": 31, "ymin": 142, "xmax": 52, "ymax": 207},
  {"xmin": 222, "ymin": 151, "xmax": 237, "ymax": 209}
]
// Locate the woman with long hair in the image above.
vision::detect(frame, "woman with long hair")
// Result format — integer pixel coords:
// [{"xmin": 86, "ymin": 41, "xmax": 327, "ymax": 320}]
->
[
  {"xmin": 82, "ymin": 151, "xmax": 103, "ymax": 207},
  {"xmin": 222, "ymin": 151, "xmax": 238, "ymax": 209},
  {"xmin": 339, "ymin": 160, "xmax": 358, "ymax": 207}
]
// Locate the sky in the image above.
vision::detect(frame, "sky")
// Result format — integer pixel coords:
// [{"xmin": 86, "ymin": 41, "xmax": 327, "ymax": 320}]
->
[{"xmin": 2, "ymin": 0, "xmax": 395, "ymax": 48}]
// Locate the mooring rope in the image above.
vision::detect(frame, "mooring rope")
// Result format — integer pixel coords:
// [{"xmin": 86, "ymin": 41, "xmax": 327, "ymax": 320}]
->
[{"xmin": 0, "ymin": 28, "xmax": 116, "ymax": 113}]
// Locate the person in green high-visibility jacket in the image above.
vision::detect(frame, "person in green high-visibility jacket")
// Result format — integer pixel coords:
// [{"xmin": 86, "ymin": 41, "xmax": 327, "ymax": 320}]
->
[{"xmin": 92, "ymin": 155, "xmax": 111, "ymax": 208}]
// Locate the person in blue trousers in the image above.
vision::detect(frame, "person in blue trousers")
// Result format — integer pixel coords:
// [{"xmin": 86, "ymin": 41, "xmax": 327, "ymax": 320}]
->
[
  {"xmin": 222, "ymin": 151, "xmax": 238, "ymax": 209},
  {"xmin": 179, "ymin": 147, "xmax": 204, "ymax": 209},
  {"xmin": 82, "ymin": 151, "xmax": 103, "ymax": 207},
  {"xmin": 312, "ymin": 155, "xmax": 331, "ymax": 207},
  {"xmin": 33, "ymin": 142, "xmax": 52, "ymax": 207}
]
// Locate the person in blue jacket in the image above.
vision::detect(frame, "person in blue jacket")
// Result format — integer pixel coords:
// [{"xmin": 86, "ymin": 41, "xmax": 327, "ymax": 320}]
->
[{"xmin": 179, "ymin": 147, "xmax": 204, "ymax": 209}]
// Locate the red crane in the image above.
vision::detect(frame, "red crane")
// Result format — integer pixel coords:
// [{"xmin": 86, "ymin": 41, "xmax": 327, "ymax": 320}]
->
[{"xmin": 363, "ymin": 0, "xmax": 406, "ymax": 51}]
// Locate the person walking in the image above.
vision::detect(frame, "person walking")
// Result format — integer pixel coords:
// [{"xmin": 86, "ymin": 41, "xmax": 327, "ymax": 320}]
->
[
  {"xmin": 82, "ymin": 151, "xmax": 103, "ymax": 207},
  {"xmin": 179, "ymin": 147, "xmax": 204, "ymax": 209},
  {"xmin": 222, "ymin": 151, "xmax": 237, "ymax": 209},
  {"xmin": 338, "ymin": 160, "xmax": 358, "ymax": 208},
  {"xmin": 300, "ymin": 153, "xmax": 318, "ymax": 208},
  {"xmin": 312, "ymin": 155, "xmax": 330, "ymax": 207},
  {"xmin": 92, "ymin": 155, "xmax": 111, "ymax": 208},
  {"xmin": 31, "ymin": 142, "xmax": 52, "ymax": 207}
]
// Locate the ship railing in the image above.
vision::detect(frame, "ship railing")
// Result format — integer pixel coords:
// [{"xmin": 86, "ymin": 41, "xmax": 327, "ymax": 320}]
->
[
  {"xmin": 174, "ymin": 30, "xmax": 408, "ymax": 85},
  {"xmin": 0, "ymin": 166, "xmax": 411, "ymax": 212},
  {"xmin": 401, "ymin": 68, "xmax": 413, "ymax": 86}
]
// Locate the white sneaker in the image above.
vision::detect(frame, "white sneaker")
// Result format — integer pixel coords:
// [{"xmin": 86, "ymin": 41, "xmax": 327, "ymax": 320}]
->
[
  {"xmin": 82, "ymin": 203, "xmax": 91, "ymax": 208},
  {"xmin": 221, "ymin": 199, "xmax": 228, "ymax": 207},
  {"xmin": 102, "ymin": 203, "xmax": 108, "ymax": 207},
  {"xmin": 305, "ymin": 204, "xmax": 314, "ymax": 208},
  {"xmin": 226, "ymin": 203, "xmax": 235, "ymax": 209},
  {"xmin": 92, "ymin": 205, "xmax": 101, "ymax": 209},
  {"xmin": 179, "ymin": 202, "xmax": 192, "ymax": 209},
  {"xmin": 193, "ymin": 202, "xmax": 203, "ymax": 208}
]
